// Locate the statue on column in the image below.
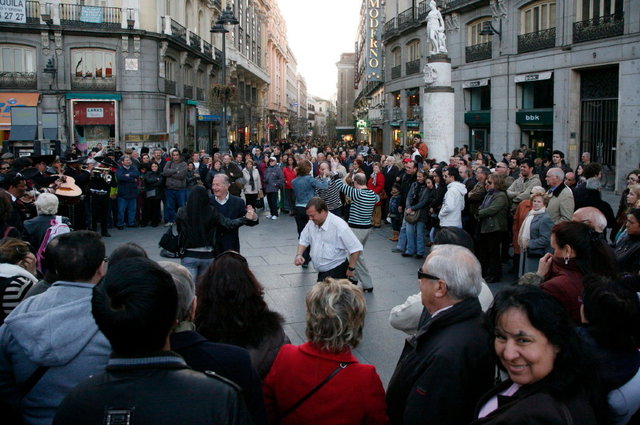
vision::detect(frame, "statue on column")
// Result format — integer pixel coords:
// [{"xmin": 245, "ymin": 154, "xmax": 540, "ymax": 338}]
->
[{"xmin": 427, "ymin": 0, "xmax": 447, "ymax": 55}]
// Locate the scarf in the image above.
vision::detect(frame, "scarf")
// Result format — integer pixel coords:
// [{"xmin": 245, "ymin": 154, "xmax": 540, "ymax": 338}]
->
[
  {"xmin": 480, "ymin": 189, "xmax": 496, "ymax": 210},
  {"xmin": 518, "ymin": 207, "xmax": 547, "ymax": 249},
  {"xmin": 248, "ymin": 168, "xmax": 255, "ymax": 190}
]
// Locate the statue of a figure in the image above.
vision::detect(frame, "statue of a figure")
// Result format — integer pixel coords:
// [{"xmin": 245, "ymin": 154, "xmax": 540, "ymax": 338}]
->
[{"xmin": 427, "ymin": 0, "xmax": 447, "ymax": 55}]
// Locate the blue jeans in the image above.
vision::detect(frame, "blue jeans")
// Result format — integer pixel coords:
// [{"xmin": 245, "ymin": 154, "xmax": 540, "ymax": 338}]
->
[
  {"xmin": 117, "ymin": 197, "xmax": 136, "ymax": 227},
  {"xmin": 165, "ymin": 189, "xmax": 187, "ymax": 223},
  {"xmin": 181, "ymin": 256, "xmax": 213, "ymax": 282},
  {"xmin": 405, "ymin": 221, "xmax": 426, "ymax": 256},
  {"xmin": 396, "ymin": 220, "xmax": 407, "ymax": 251}
]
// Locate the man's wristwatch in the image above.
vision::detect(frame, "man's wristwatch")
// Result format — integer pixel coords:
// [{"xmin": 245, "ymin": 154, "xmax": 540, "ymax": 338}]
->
[{"xmin": 347, "ymin": 266, "xmax": 356, "ymax": 271}]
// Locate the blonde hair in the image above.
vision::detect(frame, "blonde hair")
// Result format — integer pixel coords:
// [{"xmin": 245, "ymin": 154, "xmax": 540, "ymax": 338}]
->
[
  {"xmin": 530, "ymin": 192, "xmax": 549, "ymax": 206},
  {"xmin": 305, "ymin": 278, "xmax": 366, "ymax": 353}
]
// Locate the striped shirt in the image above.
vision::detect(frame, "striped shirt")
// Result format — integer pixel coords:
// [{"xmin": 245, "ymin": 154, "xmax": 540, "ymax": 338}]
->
[
  {"xmin": 1, "ymin": 275, "xmax": 35, "ymax": 318},
  {"xmin": 315, "ymin": 177, "xmax": 342, "ymax": 211},
  {"xmin": 336, "ymin": 179, "xmax": 379, "ymax": 227}
]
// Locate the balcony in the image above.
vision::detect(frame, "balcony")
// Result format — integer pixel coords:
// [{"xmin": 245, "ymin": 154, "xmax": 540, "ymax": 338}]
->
[
  {"xmin": 382, "ymin": 18, "xmax": 398, "ymax": 41},
  {"xmin": 213, "ymin": 0, "xmax": 222, "ymax": 9},
  {"xmin": 518, "ymin": 28, "xmax": 556, "ymax": 53},
  {"xmin": 573, "ymin": 13, "xmax": 624, "ymax": 44},
  {"xmin": 59, "ymin": 4, "xmax": 122, "ymax": 29},
  {"xmin": 184, "ymin": 85, "xmax": 194, "ymax": 99},
  {"xmin": 391, "ymin": 65, "xmax": 401, "ymax": 79},
  {"xmin": 26, "ymin": 1, "xmax": 40, "ymax": 24},
  {"xmin": 0, "ymin": 72, "xmax": 37, "ymax": 89},
  {"xmin": 406, "ymin": 59, "xmax": 421, "ymax": 75},
  {"xmin": 168, "ymin": 17, "xmax": 187, "ymax": 44},
  {"xmin": 189, "ymin": 31, "xmax": 202, "ymax": 51},
  {"xmin": 465, "ymin": 41, "xmax": 492, "ymax": 63},
  {"xmin": 71, "ymin": 76, "xmax": 116, "ymax": 91},
  {"xmin": 397, "ymin": 7, "xmax": 416, "ymax": 31},
  {"xmin": 418, "ymin": 1, "xmax": 429, "ymax": 20},
  {"xmin": 443, "ymin": 0, "xmax": 486, "ymax": 13},
  {"xmin": 203, "ymin": 40, "xmax": 212, "ymax": 57},
  {"xmin": 197, "ymin": 88, "xmax": 205, "ymax": 101},
  {"xmin": 164, "ymin": 79, "xmax": 176, "ymax": 95}
]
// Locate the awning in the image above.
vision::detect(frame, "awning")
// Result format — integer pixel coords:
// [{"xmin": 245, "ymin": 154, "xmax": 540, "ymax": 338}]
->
[
  {"xmin": 0, "ymin": 93, "xmax": 40, "ymax": 127},
  {"xmin": 65, "ymin": 93, "xmax": 121, "ymax": 100},
  {"xmin": 463, "ymin": 78, "xmax": 490, "ymax": 88},
  {"xmin": 514, "ymin": 71, "xmax": 553, "ymax": 83}
]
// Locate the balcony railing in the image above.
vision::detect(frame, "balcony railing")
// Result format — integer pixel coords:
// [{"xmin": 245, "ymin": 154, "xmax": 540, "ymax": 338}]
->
[
  {"xmin": 391, "ymin": 65, "xmax": 401, "ymax": 79},
  {"xmin": 184, "ymin": 85, "xmax": 194, "ymax": 99},
  {"xmin": 465, "ymin": 41, "xmax": 492, "ymax": 63},
  {"xmin": 189, "ymin": 31, "xmax": 202, "ymax": 50},
  {"xmin": 164, "ymin": 79, "xmax": 176, "ymax": 95},
  {"xmin": 418, "ymin": 1, "xmax": 429, "ymax": 20},
  {"xmin": 197, "ymin": 88, "xmax": 205, "ymax": 101},
  {"xmin": 518, "ymin": 28, "xmax": 556, "ymax": 53},
  {"xmin": 169, "ymin": 18, "xmax": 187, "ymax": 44},
  {"xmin": 382, "ymin": 18, "xmax": 398, "ymax": 40},
  {"xmin": 573, "ymin": 13, "xmax": 624, "ymax": 43},
  {"xmin": 214, "ymin": 48, "xmax": 223, "ymax": 65},
  {"xmin": 213, "ymin": 0, "xmax": 222, "ymax": 9},
  {"xmin": 397, "ymin": 7, "xmax": 415, "ymax": 30},
  {"xmin": 443, "ymin": 0, "xmax": 485, "ymax": 13},
  {"xmin": 203, "ymin": 40, "xmax": 212, "ymax": 57},
  {"xmin": 59, "ymin": 4, "xmax": 122, "ymax": 29},
  {"xmin": 26, "ymin": 1, "xmax": 40, "ymax": 23},
  {"xmin": 0, "ymin": 72, "xmax": 37, "ymax": 89},
  {"xmin": 406, "ymin": 59, "xmax": 421, "ymax": 75},
  {"xmin": 71, "ymin": 76, "xmax": 116, "ymax": 91}
]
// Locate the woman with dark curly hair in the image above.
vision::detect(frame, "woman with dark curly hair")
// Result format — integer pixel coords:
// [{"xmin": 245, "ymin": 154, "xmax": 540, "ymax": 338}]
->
[
  {"xmin": 471, "ymin": 285, "xmax": 604, "ymax": 425},
  {"xmin": 195, "ymin": 250, "xmax": 289, "ymax": 378},
  {"xmin": 0, "ymin": 238, "xmax": 37, "ymax": 323}
]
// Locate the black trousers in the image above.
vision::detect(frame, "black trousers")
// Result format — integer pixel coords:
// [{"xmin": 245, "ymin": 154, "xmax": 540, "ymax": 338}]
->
[
  {"xmin": 294, "ymin": 206, "xmax": 311, "ymax": 264},
  {"xmin": 142, "ymin": 197, "xmax": 162, "ymax": 226},
  {"xmin": 477, "ymin": 231, "xmax": 505, "ymax": 279},
  {"xmin": 266, "ymin": 192, "xmax": 279, "ymax": 216},
  {"xmin": 317, "ymin": 260, "xmax": 349, "ymax": 282},
  {"xmin": 90, "ymin": 195, "xmax": 109, "ymax": 234},
  {"xmin": 245, "ymin": 193, "xmax": 259, "ymax": 210}
]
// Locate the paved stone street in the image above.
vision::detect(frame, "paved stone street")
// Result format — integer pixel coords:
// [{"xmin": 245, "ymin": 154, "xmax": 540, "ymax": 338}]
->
[{"xmin": 103, "ymin": 190, "xmax": 620, "ymax": 386}]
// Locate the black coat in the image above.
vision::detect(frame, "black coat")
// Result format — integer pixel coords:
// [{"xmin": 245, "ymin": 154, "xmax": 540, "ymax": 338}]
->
[
  {"xmin": 383, "ymin": 165, "xmax": 400, "ymax": 195},
  {"xmin": 574, "ymin": 188, "xmax": 616, "ymax": 228},
  {"xmin": 176, "ymin": 205, "xmax": 248, "ymax": 255},
  {"xmin": 23, "ymin": 214, "xmax": 71, "ymax": 250},
  {"xmin": 386, "ymin": 298, "xmax": 495, "ymax": 425},
  {"xmin": 53, "ymin": 352, "xmax": 252, "ymax": 425},
  {"xmin": 470, "ymin": 379, "xmax": 598, "ymax": 425},
  {"xmin": 170, "ymin": 330, "xmax": 268, "ymax": 425},
  {"xmin": 209, "ymin": 194, "xmax": 259, "ymax": 252}
]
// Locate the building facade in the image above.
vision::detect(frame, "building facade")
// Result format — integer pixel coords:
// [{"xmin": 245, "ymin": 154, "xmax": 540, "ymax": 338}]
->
[
  {"xmin": 380, "ymin": 0, "xmax": 639, "ymax": 191},
  {"xmin": 335, "ymin": 52, "xmax": 356, "ymax": 140}
]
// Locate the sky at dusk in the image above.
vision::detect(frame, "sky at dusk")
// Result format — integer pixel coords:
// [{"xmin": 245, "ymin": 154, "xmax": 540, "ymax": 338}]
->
[{"xmin": 278, "ymin": 0, "xmax": 361, "ymax": 100}]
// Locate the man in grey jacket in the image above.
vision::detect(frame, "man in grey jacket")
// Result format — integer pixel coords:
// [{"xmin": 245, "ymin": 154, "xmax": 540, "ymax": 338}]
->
[
  {"xmin": 162, "ymin": 149, "xmax": 188, "ymax": 225},
  {"xmin": 0, "ymin": 231, "xmax": 109, "ymax": 425},
  {"xmin": 506, "ymin": 158, "xmax": 541, "ymax": 213}
]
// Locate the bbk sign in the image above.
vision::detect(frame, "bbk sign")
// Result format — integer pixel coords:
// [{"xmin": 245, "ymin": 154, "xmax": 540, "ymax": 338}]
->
[
  {"xmin": 525, "ymin": 114, "xmax": 541, "ymax": 121},
  {"xmin": 0, "ymin": 0, "xmax": 26, "ymax": 23}
]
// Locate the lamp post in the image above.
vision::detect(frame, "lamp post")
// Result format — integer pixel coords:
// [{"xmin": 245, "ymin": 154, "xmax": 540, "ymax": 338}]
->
[{"xmin": 211, "ymin": 5, "xmax": 239, "ymax": 154}]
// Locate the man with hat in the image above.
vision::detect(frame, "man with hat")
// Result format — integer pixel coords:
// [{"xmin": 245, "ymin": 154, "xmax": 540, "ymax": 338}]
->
[
  {"xmin": 30, "ymin": 155, "xmax": 58, "ymax": 190},
  {"xmin": 1, "ymin": 152, "xmax": 15, "ymax": 166},
  {"xmin": 62, "ymin": 153, "xmax": 90, "ymax": 229}
]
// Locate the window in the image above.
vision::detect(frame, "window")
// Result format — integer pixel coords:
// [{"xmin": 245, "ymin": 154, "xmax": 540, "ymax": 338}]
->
[
  {"xmin": 577, "ymin": 0, "xmax": 623, "ymax": 21},
  {"xmin": 406, "ymin": 40, "xmax": 420, "ymax": 61},
  {"xmin": 184, "ymin": 65, "xmax": 193, "ymax": 86},
  {"xmin": 0, "ymin": 45, "xmax": 35, "ymax": 73},
  {"xmin": 521, "ymin": 1, "xmax": 556, "ymax": 34},
  {"xmin": 197, "ymin": 70, "xmax": 205, "ymax": 90},
  {"xmin": 522, "ymin": 79, "xmax": 554, "ymax": 109},
  {"xmin": 392, "ymin": 47, "xmax": 401, "ymax": 66},
  {"xmin": 393, "ymin": 92, "xmax": 400, "ymax": 107},
  {"xmin": 467, "ymin": 18, "xmax": 491, "ymax": 46},
  {"xmin": 164, "ymin": 58, "xmax": 176, "ymax": 81},
  {"xmin": 72, "ymin": 49, "xmax": 115, "ymax": 78},
  {"xmin": 469, "ymin": 85, "xmax": 491, "ymax": 110}
]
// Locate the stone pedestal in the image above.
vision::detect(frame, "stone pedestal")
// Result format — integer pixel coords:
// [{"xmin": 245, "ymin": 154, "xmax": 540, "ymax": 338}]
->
[{"xmin": 423, "ymin": 54, "xmax": 454, "ymax": 163}]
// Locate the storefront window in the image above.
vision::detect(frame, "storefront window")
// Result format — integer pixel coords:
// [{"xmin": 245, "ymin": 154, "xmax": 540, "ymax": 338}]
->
[
  {"xmin": 522, "ymin": 79, "xmax": 553, "ymax": 108},
  {"xmin": 406, "ymin": 88, "xmax": 420, "ymax": 120},
  {"xmin": 469, "ymin": 85, "xmax": 491, "ymax": 110}
]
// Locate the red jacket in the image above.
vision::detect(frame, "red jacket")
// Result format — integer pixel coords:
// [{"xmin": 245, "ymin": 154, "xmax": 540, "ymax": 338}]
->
[
  {"xmin": 282, "ymin": 166, "xmax": 297, "ymax": 190},
  {"xmin": 541, "ymin": 257, "xmax": 584, "ymax": 324},
  {"xmin": 263, "ymin": 342, "xmax": 389, "ymax": 425},
  {"xmin": 367, "ymin": 173, "xmax": 386, "ymax": 206}
]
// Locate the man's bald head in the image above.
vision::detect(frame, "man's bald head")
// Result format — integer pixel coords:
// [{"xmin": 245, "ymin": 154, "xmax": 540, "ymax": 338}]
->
[{"xmin": 573, "ymin": 207, "xmax": 607, "ymax": 233}]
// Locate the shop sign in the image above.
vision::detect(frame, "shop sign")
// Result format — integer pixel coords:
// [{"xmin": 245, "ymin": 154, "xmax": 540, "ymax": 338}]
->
[
  {"xmin": 86, "ymin": 108, "xmax": 104, "ymax": 118},
  {"xmin": 365, "ymin": 0, "xmax": 382, "ymax": 81},
  {"xmin": 462, "ymin": 79, "xmax": 489, "ymax": 88},
  {"xmin": 464, "ymin": 111, "xmax": 491, "ymax": 125},
  {"xmin": 0, "ymin": 0, "xmax": 26, "ymax": 24},
  {"xmin": 516, "ymin": 110, "xmax": 553, "ymax": 126},
  {"xmin": 514, "ymin": 71, "xmax": 553, "ymax": 83},
  {"xmin": 356, "ymin": 119, "xmax": 368, "ymax": 129},
  {"xmin": 125, "ymin": 58, "xmax": 139, "ymax": 71}
]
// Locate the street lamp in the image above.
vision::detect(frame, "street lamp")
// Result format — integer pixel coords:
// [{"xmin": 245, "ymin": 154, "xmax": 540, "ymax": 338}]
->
[{"xmin": 211, "ymin": 5, "xmax": 239, "ymax": 154}]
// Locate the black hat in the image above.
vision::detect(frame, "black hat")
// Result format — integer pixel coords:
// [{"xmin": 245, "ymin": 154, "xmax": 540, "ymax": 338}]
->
[
  {"xmin": 18, "ymin": 167, "xmax": 40, "ymax": 180},
  {"xmin": 29, "ymin": 154, "xmax": 56, "ymax": 165},
  {"xmin": 62, "ymin": 153, "xmax": 85, "ymax": 164},
  {"xmin": 94, "ymin": 156, "xmax": 119, "ymax": 169}
]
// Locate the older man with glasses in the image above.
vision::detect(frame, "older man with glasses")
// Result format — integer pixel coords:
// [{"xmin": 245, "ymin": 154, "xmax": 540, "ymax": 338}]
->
[{"xmin": 386, "ymin": 244, "xmax": 495, "ymax": 425}]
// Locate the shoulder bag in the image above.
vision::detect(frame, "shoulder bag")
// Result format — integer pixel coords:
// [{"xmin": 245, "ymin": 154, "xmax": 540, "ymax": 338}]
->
[
  {"xmin": 159, "ymin": 223, "xmax": 184, "ymax": 257},
  {"xmin": 405, "ymin": 209, "xmax": 421, "ymax": 224}
]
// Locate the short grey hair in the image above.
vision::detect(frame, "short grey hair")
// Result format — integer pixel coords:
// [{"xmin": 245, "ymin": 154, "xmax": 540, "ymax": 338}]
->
[
  {"xmin": 585, "ymin": 177, "xmax": 602, "ymax": 191},
  {"xmin": 547, "ymin": 167, "xmax": 565, "ymax": 180},
  {"xmin": 158, "ymin": 261, "xmax": 195, "ymax": 322},
  {"xmin": 213, "ymin": 173, "xmax": 230, "ymax": 186},
  {"xmin": 573, "ymin": 207, "xmax": 607, "ymax": 233},
  {"xmin": 35, "ymin": 192, "xmax": 59, "ymax": 216},
  {"xmin": 424, "ymin": 245, "xmax": 481, "ymax": 300}
]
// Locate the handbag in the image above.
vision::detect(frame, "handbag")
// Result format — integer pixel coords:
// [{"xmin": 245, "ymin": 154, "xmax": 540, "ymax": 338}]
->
[
  {"xmin": 159, "ymin": 224, "xmax": 183, "ymax": 257},
  {"xmin": 404, "ymin": 209, "xmax": 421, "ymax": 224},
  {"xmin": 378, "ymin": 190, "xmax": 388, "ymax": 201}
]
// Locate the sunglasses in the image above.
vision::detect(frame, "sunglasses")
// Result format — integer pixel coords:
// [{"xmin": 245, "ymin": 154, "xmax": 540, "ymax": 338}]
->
[{"xmin": 418, "ymin": 269, "xmax": 440, "ymax": 281}]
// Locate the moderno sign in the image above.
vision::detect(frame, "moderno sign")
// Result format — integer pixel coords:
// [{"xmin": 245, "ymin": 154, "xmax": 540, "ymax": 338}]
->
[{"xmin": 0, "ymin": 0, "xmax": 26, "ymax": 24}]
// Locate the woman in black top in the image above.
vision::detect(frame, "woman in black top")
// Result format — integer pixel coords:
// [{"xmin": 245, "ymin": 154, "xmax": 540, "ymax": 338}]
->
[{"xmin": 142, "ymin": 162, "xmax": 162, "ymax": 227}]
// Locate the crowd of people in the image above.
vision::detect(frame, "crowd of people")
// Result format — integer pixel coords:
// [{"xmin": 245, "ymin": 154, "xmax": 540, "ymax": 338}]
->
[{"xmin": 0, "ymin": 137, "xmax": 638, "ymax": 425}]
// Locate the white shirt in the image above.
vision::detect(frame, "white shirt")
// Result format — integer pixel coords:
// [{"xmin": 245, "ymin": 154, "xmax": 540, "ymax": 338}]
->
[
  {"xmin": 214, "ymin": 192, "xmax": 230, "ymax": 206},
  {"xmin": 299, "ymin": 212, "xmax": 363, "ymax": 272}
]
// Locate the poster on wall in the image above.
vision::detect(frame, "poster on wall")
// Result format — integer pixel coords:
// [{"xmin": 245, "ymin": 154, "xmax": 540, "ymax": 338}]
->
[{"xmin": 0, "ymin": 0, "xmax": 26, "ymax": 24}]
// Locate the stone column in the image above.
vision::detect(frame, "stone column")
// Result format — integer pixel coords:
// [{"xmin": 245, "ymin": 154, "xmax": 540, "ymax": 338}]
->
[{"xmin": 423, "ymin": 54, "xmax": 454, "ymax": 162}]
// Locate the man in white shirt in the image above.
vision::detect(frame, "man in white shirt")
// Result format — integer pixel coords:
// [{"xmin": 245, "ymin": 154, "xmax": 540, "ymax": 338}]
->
[
  {"xmin": 438, "ymin": 167, "xmax": 467, "ymax": 228},
  {"xmin": 294, "ymin": 197, "xmax": 362, "ymax": 282}
]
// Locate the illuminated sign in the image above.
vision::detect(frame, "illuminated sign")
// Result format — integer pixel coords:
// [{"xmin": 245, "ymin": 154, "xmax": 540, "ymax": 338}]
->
[{"xmin": 365, "ymin": 0, "xmax": 382, "ymax": 82}]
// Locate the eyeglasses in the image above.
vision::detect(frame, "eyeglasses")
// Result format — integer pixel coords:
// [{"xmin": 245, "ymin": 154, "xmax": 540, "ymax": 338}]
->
[{"xmin": 418, "ymin": 269, "xmax": 441, "ymax": 280}]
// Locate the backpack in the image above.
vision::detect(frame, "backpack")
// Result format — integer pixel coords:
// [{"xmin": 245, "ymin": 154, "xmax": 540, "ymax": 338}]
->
[{"xmin": 36, "ymin": 216, "xmax": 71, "ymax": 273}]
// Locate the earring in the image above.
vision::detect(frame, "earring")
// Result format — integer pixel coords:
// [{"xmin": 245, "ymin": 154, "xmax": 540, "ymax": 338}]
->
[{"xmin": 564, "ymin": 255, "xmax": 569, "ymax": 265}]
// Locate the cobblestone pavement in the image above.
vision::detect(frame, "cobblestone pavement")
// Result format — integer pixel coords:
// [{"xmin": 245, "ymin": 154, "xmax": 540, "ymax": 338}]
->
[{"xmin": 103, "ymin": 190, "xmax": 622, "ymax": 386}]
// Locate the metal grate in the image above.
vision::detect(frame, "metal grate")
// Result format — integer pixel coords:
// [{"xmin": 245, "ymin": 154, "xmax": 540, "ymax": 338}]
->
[
  {"xmin": 406, "ymin": 59, "xmax": 421, "ymax": 75},
  {"xmin": 573, "ymin": 13, "xmax": 624, "ymax": 43},
  {"xmin": 465, "ymin": 42, "xmax": 492, "ymax": 63},
  {"xmin": 59, "ymin": 4, "xmax": 122, "ymax": 29},
  {"xmin": 518, "ymin": 28, "xmax": 556, "ymax": 53},
  {"xmin": 397, "ymin": 7, "xmax": 415, "ymax": 31},
  {"xmin": 0, "ymin": 72, "xmax": 37, "ymax": 89},
  {"xmin": 391, "ymin": 65, "xmax": 401, "ymax": 79}
]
